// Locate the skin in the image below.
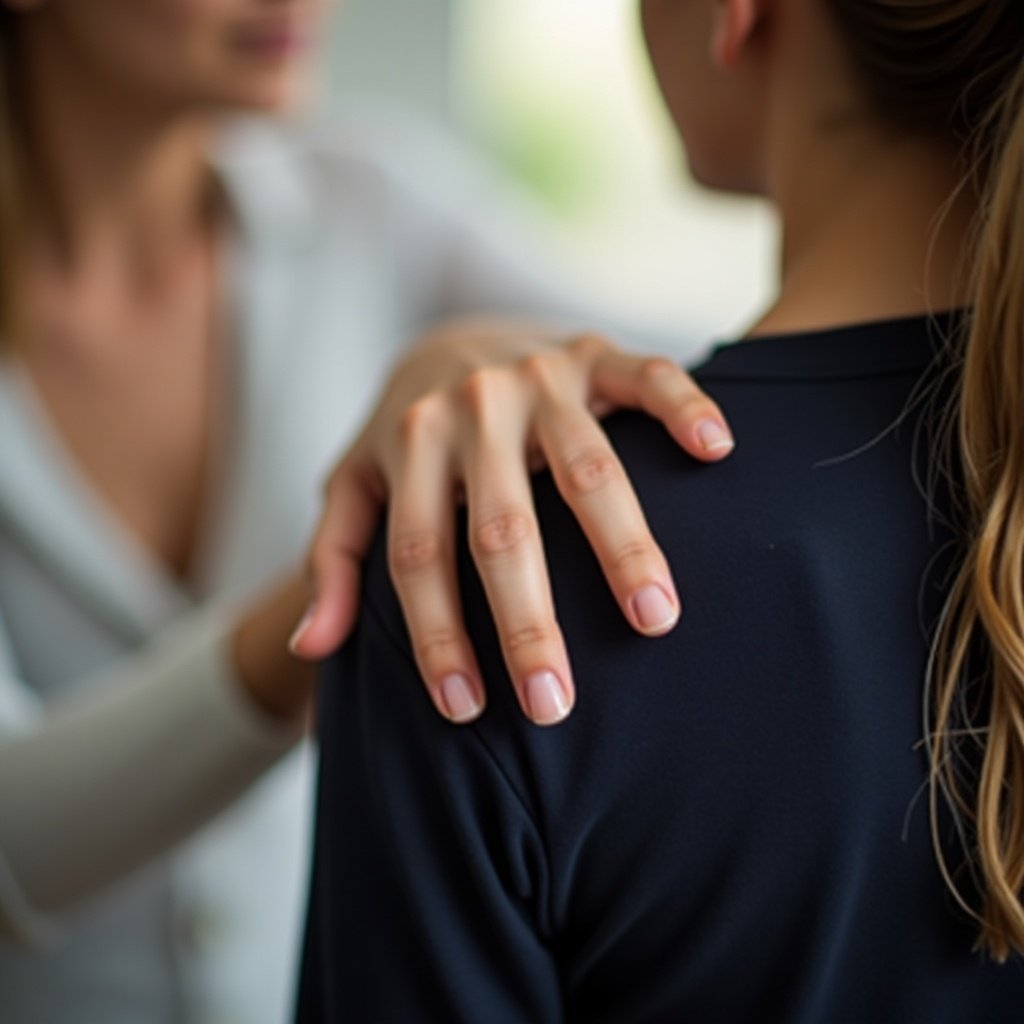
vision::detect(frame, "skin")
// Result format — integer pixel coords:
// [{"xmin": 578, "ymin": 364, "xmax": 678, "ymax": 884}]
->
[
  {"xmin": 4, "ymin": 0, "xmax": 737, "ymax": 727},
  {"xmin": 9, "ymin": 0, "xmax": 330, "ymax": 719},
  {"xmin": 640, "ymin": 0, "xmax": 976, "ymax": 333}
]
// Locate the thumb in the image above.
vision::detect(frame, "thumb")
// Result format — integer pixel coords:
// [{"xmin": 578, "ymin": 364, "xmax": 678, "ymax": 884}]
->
[{"xmin": 289, "ymin": 460, "xmax": 384, "ymax": 661}]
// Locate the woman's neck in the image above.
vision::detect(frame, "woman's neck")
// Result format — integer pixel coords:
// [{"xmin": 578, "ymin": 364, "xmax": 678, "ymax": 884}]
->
[{"xmin": 749, "ymin": 58, "xmax": 977, "ymax": 337}]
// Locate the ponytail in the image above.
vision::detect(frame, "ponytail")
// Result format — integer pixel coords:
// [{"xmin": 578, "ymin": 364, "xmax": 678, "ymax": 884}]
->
[
  {"xmin": 826, "ymin": 0, "xmax": 1024, "ymax": 960},
  {"xmin": 929, "ymin": 56, "xmax": 1024, "ymax": 961}
]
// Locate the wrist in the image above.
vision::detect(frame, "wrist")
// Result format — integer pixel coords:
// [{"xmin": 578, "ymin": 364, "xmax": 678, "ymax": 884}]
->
[{"xmin": 231, "ymin": 573, "xmax": 316, "ymax": 721}]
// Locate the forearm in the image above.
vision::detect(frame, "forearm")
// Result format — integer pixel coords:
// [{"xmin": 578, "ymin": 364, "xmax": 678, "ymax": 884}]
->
[{"xmin": 0, "ymin": 595, "xmax": 305, "ymax": 944}]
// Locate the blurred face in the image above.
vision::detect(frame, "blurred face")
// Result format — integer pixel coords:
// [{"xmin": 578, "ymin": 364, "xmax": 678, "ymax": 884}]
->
[
  {"xmin": 640, "ymin": 0, "xmax": 766, "ymax": 194},
  {"xmin": 11, "ymin": 0, "xmax": 331, "ymax": 113}
]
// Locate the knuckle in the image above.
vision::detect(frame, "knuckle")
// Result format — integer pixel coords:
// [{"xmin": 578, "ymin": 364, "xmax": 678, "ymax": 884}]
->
[
  {"xmin": 329, "ymin": 539, "xmax": 360, "ymax": 562},
  {"xmin": 323, "ymin": 456, "xmax": 380, "ymax": 503},
  {"xmin": 308, "ymin": 535, "xmax": 358, "ymax": 584},
  {"xmin": 609, "ymin": 537, "xmax": 654, "ymax": 572},
  {"xmin": 399, "ymin": 393, "xmax": 449, "ymax": 443},
  {"xmin": 308, "ymin": 529, "xmax": 337, "ymax": 568},
  {"xmin": 413, "ymin": 628, "xmax": 462, "ymax": 666},
  {"xmin": 639, "ymin": 356, "xmax": 681, "ymax": 386},
  {"xmin": 504, "ymin": 622, "xmax": 555, "ymax": 653},
  {"xmin": 562, "ymin": 446, "xmax": 621, "ymax": 496},
  {"xmin": 459, "ymin": 367, "xmax": 504, "ymax": 415},
  {"xmin": 568, "ymin": 331, "xmax": 610, "ymax": 361},
  {"xmin": 471, "ymin": 509, "xmax": 533, "ymax": 558},
  {"xmin": 388, "ymin": 529, "xmax": 444, "ymax": 576},
  {"xmin": 520, "ymin": 352, "xmax": 559, "ymax": 390}
]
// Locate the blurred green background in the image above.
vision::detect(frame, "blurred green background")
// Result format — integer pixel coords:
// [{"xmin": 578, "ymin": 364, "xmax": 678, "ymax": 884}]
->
[{"xmin": 330, "ymin": 0, "xmax": 778, "ymax": 344}]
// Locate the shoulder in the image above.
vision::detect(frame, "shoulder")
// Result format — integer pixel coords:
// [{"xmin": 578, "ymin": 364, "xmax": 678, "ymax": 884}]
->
[{"xmin": 313, "ymin": 321, "xmax": 987, "ymax": 1017}]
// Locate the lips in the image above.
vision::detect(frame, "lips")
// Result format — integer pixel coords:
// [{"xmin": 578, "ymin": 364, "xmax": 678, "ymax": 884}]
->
[{"xmin": 228, "ymin": 22, "xmax": 311, "ymax": 59}]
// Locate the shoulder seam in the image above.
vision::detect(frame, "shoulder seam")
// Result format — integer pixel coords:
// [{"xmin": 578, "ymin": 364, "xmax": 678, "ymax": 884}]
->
[
  {"xmin": 359, "ymin": 592, "xmax": 558, "ymax": 935},
  {"xmin": 359, "ymin": 591, "xmax": 550, "ymax": 851}
]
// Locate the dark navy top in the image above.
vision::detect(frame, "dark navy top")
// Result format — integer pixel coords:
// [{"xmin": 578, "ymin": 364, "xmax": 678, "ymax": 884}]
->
[{"xmin": 298, "ymin": 315, "xmax": 1024, "ymax": 1023}]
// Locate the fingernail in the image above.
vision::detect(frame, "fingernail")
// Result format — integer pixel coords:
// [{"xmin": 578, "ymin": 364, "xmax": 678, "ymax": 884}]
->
[
  {"xmin": 525, "ymin": 671, "xmax": 571, "ymax": 726},
  {"xmin": 630, "ymin": 585, "xmax": 679, "ymax": 635},
  {"xmin": 288, "ymin": 603, "xmax": 316, "ymax": 654},
  {"xmin": 697, "ymin": 420, "xmax": 735, "ymax": 453},
  {"xmin": 439, "ymin": 674, "xmax": 483, "ymax": 724}
]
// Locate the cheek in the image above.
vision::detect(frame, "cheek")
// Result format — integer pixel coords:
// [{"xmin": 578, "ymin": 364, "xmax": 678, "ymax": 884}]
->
[
  {"xmin": 665, "ymin": 77, "xmax": 765, "ymax": 193},
  {"xmin": 119, "ymin": 0, "xmax": 253, "ymax": 94},
  {"xmin": 52, "ymin": 0, "xmax": 325, "ymax": 112},
  {"xmin": 641, "ymin": 0, "xmax": 716, "ymax": 147},
  {"xmin": 172, "ymin": 0, "xmax": 330, "ymax": 109},
  {"xmin": 50, "ymin": 0, "xmax": 224, "ymax": 94},
  {"xmin": 640, "ymin": 0, "xmax": 689, "ymax": 94},
  {"xmin": 640, "ymin": 0, "xmax": 764, "ymax": 193}
]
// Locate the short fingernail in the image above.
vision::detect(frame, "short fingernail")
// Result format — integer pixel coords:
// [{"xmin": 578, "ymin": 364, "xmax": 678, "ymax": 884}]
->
[
  {"xmin": 630, "ymin": 585, "xmax": 679, "ymax": 635},
  {"xmin": 439, "ymin": 674, "xmax": 483, "ymax": 724},
  {"xmin": 697, "ymin": 420, "xmax": 735, "ymax": 453},
  {"xmin": 288, "ymin": 603, "xmax": 316, "ymax": 654},
  {"xmin": 525, "ymin": 671, "xmax": 572, "ymax": 726}
]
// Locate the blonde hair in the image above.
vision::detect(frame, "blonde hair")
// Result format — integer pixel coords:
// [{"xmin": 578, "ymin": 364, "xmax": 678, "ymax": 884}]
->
[
  {"xmin": 831, "ymin": 0, "xmax": 1024, "ymax": 961},
  {"xmin": 932, "ymin": 61, "xmax": 1024, "ymax": 961}
]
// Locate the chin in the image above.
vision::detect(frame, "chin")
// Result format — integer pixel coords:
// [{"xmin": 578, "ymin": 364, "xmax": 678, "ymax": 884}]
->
[
  {"xmin": 220, "ymin": 75, "xmax": 312, "ymax": 115},
  {"xmin": 686, "ymin": 155, "xmax": 723, "ymax": 191},
  {"xmin": 684, "ymin": 152, "xmax": 734, "ymax": 193},
  {"xmin": 684, "ymin": 144, "xmax": 764, "ymax": 197}
]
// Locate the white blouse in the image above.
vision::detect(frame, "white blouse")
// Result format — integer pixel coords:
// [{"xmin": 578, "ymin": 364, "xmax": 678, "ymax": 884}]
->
[{"xmin": 0, "ymin": 108, "xmax": 628, "ymax": 1024}]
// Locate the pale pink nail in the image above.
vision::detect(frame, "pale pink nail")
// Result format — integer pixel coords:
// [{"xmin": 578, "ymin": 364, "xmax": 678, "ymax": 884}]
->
[
  {"xmin": 525, "ymin": 671, "xmax": 571, "ymax": 726},
  {"xmin": 697, "ymin": 420, "xmax": 735, "ymax": 453},
  {"xmin": 630, "ymin": 585, "xmax": 679, "ymax": 635},
  {"xmin": 439, "ymin": 674, "xmax": 483, "ymax": 724},
  {"xmin": 288, "ymin": 603, "xmax": 316, "ymax": 654}
]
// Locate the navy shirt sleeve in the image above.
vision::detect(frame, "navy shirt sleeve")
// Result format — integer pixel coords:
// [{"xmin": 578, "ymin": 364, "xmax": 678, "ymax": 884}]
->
[{"xmin": 297, "ymin": 589, "xmax": 563, "ymax": 1024}]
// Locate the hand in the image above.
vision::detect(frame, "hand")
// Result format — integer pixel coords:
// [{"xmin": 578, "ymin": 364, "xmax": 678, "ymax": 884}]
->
[{"xmin": 289, "ymin": 317, "xmax": 734, "ymax": 726}]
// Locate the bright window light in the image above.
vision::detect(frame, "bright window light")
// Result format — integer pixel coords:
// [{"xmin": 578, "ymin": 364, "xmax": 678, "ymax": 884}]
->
[{"xmin": 454, "ymin": 0, "xmax": 779, "ymax": 345}]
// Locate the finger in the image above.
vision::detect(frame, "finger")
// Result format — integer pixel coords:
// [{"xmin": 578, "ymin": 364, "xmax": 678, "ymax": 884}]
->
[
  {"xmin": 386, "ymin": 396, "xmax": 486, "ymax": 724},
  {"xmin": 289, "ymin": 457, "xmax": 384, "ymax": 661},
  {"xmin": 461, "ymin": 370, "xmax": 575, "ymax": 726},
  {"xmin": 586, "ymin": 345, "xmax": 735, "ymax": 461},
  {"xmin": 535, "ymin": 396, "xmax": 680, "ymax": 637}
]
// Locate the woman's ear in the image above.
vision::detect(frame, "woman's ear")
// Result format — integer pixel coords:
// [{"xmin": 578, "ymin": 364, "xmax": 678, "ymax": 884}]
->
[{"xmin": 709, "ymin": 0, "xmax": 759, "ymax": 69}]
